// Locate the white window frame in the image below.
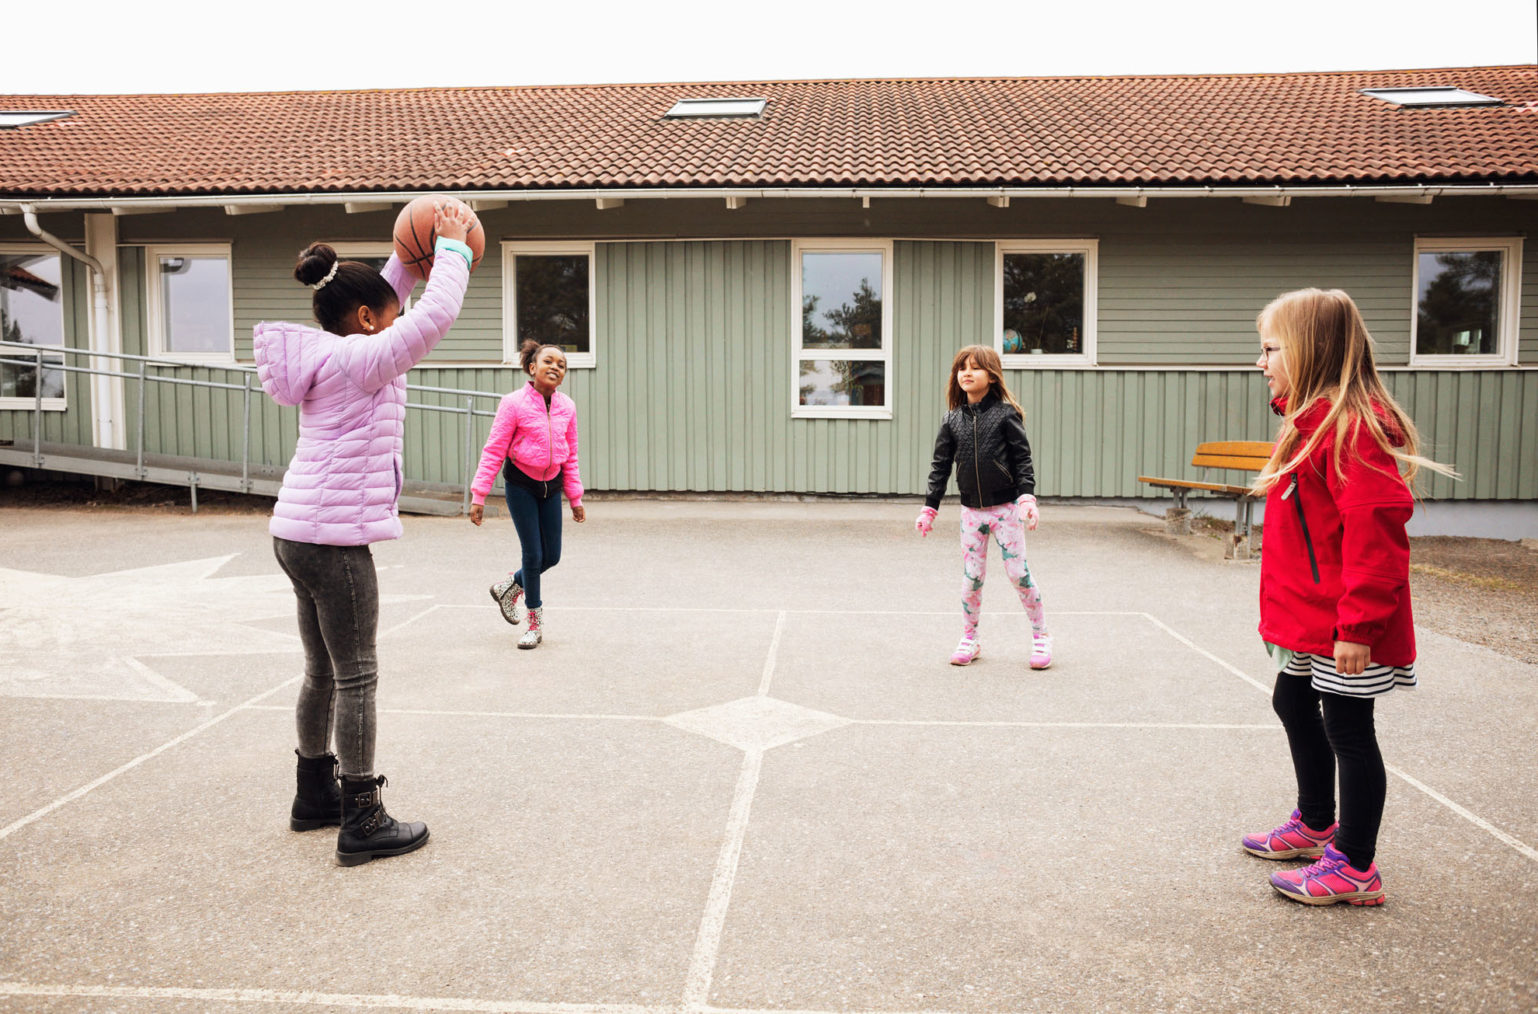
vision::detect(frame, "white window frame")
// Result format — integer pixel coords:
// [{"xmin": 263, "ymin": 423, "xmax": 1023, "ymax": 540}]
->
[
  {"xmin": 791, "ymin": 238, "xmax": 894, "ymax": 420},
  {"xmin": 0, "ymin": 243, "xmax": 68, "ymax": 411},
  {"xmin": 502, "ymin": 241, "xmax": 597, "ymax": 369},
  {"xmin": 1409, "ymin": 236, "xmax": 1522, "ymax": 368},
  {"xmin": 145, "ymin": 243, "xmax": 234, "ymax": 364},
  {"xmin": 996, "ymin": 239, "xmax": 1099, "ymax": 369}
]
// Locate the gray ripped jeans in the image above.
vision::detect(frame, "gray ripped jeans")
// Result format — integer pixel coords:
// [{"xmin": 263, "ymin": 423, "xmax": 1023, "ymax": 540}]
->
[{"xmin": 272, "ymin": 537, "xmax": 379, "ymax": 779}]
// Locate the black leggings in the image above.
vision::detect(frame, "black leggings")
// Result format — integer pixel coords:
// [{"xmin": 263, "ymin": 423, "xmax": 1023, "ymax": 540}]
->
[{"xmin": 1271, "ymin": 671, "xmax": 1386, "ymax": 870}]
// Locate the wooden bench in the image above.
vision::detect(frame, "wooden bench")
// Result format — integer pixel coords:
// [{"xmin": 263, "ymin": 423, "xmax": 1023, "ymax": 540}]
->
[{"xmin": 1137, "ymin": 441, "xmax": 1274, "ymax": 558}]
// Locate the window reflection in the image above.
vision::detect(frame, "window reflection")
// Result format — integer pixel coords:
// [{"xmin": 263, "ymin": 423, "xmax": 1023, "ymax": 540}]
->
[
  {"xmin": 798, "ymin": 360, "xmax": 885, "ymax": 407},
  {"xmin": 1002, "ymin": 252, "xmax": 1084, "ymax": 355},
  {"xmin": 1417, "ymin": 250, "xmax": 1500, "ymax": 356},
  {"xmin": 159, "ymin": 255, "xmax": 230, "ymax": 355},
  {"xmin": 1, "ymin": 251, "xmax": 65, "ymax": 399},
  {"xmin": 516, "ymin": 255, "xmax": 590, "ymax": 354},
  {"xmin": 801, "ymin": 252, "xmax": 883, "ymax": 350}
]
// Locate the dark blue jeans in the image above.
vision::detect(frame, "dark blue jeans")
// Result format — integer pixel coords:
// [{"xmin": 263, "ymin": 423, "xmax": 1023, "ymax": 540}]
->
[
  {"xmin": 504, "ymin": 481, "xmax": 563, "ymax": 609},
  {"xmin": 272, "ymin": 537, "xmax": 378, "ymax": 779}
]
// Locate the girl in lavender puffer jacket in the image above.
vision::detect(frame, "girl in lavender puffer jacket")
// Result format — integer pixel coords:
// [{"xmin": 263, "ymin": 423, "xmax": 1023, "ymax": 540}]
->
[
  {"xmin": 253, "ymin": 201, "xmax": 475, "ymax": 867},
  {"xmin": 468, "ymin": 339, "xmax": 587, "ymax": 649}
]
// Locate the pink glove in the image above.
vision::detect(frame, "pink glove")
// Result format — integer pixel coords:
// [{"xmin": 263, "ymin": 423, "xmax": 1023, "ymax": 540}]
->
[
  {"xmin": 915, "ymin": 506, "xmax": 937, "ymax": 537},
  {"xmin": 1017, "ymin": 494, "xmax": 1040, "ymax": 531}
]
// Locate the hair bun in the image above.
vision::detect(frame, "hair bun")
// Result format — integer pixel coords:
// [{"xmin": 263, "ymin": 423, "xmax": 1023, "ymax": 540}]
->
[{"xmin": 294, "ymin": 243, "xmax": 338, "ymax": 287}]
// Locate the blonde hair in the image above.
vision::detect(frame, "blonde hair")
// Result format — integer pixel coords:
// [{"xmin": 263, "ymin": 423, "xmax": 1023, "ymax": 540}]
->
[
  {"xmin": 946, "ymin": 345, "xmax": 1025, "ymax": 418},
  {"xmin": 1252, "ymin": 288, "xmax": 1455, "ymax": 497}
]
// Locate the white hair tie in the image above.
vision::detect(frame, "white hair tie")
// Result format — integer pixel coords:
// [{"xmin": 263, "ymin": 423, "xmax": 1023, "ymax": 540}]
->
[{"xmin": 311, "ymin": 261, "xmax": 340, "ymax": 291}]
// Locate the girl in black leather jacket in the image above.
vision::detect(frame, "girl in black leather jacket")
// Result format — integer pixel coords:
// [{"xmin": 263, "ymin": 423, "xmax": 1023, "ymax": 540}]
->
[{"xmin": 915, "ymin": 345, "xmax": 1053, "ymax": 670}]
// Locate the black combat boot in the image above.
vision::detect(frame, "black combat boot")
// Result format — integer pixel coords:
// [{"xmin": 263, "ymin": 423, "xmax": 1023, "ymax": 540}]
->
[
  {"xmin": 336, "ymin": 775, "xmax": 429, "ymax": 867},
  {"xmin": 290, "ymin": 751, "xmax": 341, "ymax": 831}
]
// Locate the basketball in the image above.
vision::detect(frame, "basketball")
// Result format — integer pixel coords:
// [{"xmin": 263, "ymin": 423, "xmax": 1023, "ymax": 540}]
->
[{"xmin": 392, "ymin": 196, "xmax": 484, "ymax": 279}]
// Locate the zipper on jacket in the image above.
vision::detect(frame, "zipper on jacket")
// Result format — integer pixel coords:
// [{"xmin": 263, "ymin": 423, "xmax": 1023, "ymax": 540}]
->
[
  {"xmin": 1283, "ymin": 477, "xmax": 1321, "ymax": 584},
  {"xmin": 971, "ymin": 410, "xmax": 983, "ymax": 502},
  {"xmin": 544, "ymin": 392, "xmax": 555, "ymax": 476}
]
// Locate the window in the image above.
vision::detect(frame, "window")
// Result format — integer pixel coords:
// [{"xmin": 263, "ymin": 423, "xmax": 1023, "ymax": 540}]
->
[
  {"xmin": 145, "ymin": 245, "xmax": 233, "ymax": 363},
  {"xmin": 996, "ymin": 240, "xmax": 1098, "ymax": 367},
  {"xmin": 0, "ymin": 247, "xmax": 65, "ymax": 408},
  {"xmin": 1411, "ymin": 237, "xmax": 1521, "ymax": 367},
  {"xmin": 664, "ymin": 98, "xmax": 766, "ymax": 119},
  {"xmin": 503, "ymin": 242, "xmax": 595, "ymax": 368},
  {"xmin": 0, "ymin": 110, "xmax": 73, "ymax": 129},
  {"xmin": 1361, "ymin": 87, "xmax": 1501, "ymax": 108},
  {"xmin": 792, "ymin": 240, "xmax": 892, "ymax": 419}
]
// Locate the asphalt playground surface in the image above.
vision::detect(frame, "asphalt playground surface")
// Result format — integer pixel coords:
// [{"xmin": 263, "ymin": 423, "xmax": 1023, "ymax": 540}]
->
[{"xmin": 1, "ymin": 499, "xmax": 1534, "ymax": 1013}]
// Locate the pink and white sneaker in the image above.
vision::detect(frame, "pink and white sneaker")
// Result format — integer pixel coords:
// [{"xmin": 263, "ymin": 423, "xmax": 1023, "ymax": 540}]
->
[
  {"xmin": 1029, "ymin": 634, "xmax": 1053, "ymax": 670},
  {"xmin": 949, "ymin": 638, "xmax": 981, "ymax": 666},
  {"xmin": 1242, "ymin": 809, "xmax": 1336, "ymax": 860},
  {"xmin": 1269, "ymin": 844, "xmax": 1384, "ymax": 906}
]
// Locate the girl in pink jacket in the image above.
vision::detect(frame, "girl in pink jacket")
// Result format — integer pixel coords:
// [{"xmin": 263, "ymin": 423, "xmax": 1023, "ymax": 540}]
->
[
  {"xmin": 469, "ymin": 339, "xmax": 586, "ymax": 649},
  {"xmin": 254, "ymin": 201, "xmax": 475, "ymax": 867}
]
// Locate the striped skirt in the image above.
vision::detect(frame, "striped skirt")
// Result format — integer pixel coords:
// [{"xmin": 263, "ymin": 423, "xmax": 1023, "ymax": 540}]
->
[{"xmin": 1281, "ymin": 649, "xmax": 1417, "ymax": 698}]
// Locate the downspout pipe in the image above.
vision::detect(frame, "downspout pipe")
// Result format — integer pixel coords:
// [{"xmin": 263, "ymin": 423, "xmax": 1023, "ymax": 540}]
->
[
  {"xmin": 21, "ymin": 206, "xmax": 104, "ymax": 275},
  {"xmin": 22, "ymin": 205, "xmax": 117, "ymax": 448}
]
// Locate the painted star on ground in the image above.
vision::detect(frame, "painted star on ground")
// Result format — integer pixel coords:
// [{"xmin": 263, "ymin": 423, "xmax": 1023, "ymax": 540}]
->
[{"xmin": 0, "ymin": 556, "xmax": 424, "ymax": 703}]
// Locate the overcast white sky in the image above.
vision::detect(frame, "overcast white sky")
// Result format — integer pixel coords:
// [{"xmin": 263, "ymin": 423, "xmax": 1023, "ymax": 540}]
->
[{"xmin": 10, "ymin": 0, "xmax": 1538, "ymax": 95}]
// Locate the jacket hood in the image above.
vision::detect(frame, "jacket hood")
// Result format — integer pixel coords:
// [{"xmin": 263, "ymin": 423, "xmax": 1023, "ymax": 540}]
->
[{"xmin": 253, "ymin": 321, "xmax": 328, "ymax": 407}]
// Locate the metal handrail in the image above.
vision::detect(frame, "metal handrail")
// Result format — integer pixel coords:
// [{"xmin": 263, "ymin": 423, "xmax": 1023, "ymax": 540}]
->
[{"xmin": 0, "ymin": 341, "xmax": 503, "ymax": 507}]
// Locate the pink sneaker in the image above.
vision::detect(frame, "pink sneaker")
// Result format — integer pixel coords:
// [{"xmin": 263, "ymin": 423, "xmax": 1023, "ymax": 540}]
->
[
  {"xmin": 1242, "ymin": 809, "xmax": 1336, "ymax": 860},
  {"xmin": 1029, "ymin": 634, "xmax": 1053, "ymax": 670},
  {"xmin": 949, "ymin": 638, "xmax": 981, "ymax": 666},
  {"xmin": 1270, "ymin": 844, "xmax": 1384, "ymax": 906}
]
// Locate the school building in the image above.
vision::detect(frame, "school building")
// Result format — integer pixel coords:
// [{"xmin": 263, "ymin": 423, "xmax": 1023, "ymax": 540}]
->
[{"xmin": 2, "ymin": 68, "xmax": 1536, "ymax": 533}]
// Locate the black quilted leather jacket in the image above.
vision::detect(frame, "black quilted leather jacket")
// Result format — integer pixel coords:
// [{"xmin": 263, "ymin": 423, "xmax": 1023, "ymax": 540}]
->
[{"xmin": 924, "ymin": 392, "xmax": 1036, "ymax": 510}]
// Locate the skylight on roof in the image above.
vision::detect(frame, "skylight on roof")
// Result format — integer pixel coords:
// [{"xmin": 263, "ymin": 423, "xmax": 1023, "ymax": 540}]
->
[
  {"xmin": 0, "ymin": 110, "xmax": 74, "ymax": 129},
  {"xmin": 1360, "ymin": 87, "xmax": 1502, "ymax": 108},
  {"xmin": 664, "ymin": 98, "xmax": 766, "ymax": 120}
]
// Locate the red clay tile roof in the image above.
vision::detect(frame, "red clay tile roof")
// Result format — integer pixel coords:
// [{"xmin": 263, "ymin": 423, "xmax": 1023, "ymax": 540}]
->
[{"xmin": 2, "ymin": 67, "xmax": 1536, "ymax": 198}]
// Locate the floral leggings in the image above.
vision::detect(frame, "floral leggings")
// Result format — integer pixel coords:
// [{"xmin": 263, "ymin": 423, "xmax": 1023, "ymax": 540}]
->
[{"xmin": 959, "ymin": 502, "xmax": 1048, "ymax": 641}]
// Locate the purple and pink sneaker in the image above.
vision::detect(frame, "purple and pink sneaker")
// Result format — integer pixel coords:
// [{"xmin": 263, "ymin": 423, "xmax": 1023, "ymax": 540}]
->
[
  {"xmin": 1269, "ymin": 844, "xmax": 1385, "ymax": 906},
  {"xmin": 1242, "ymin": 809, "xmax": 1336, "ymax": 860}
]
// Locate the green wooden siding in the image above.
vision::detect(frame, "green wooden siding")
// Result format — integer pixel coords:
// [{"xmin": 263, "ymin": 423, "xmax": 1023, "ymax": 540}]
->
[
  {"xmin": 1099, "ymin": 240, "xmax": 1415, "ymax": 364},
  {"xmin": 4, "ymin": 211, "xmax": 1536, "ymax": 504},
  {"xmin": 227, "ymin": 217, "xmax": 506, "ymax": 363}
]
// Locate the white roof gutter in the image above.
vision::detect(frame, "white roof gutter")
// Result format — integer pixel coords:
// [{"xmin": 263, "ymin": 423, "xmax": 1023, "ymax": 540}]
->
[
  {"xmin": 3, "ymin": 182, "xmax": 1537, "ymax": 213},
  {"xmin": 19, "ymin": 204, "xmax": 104, "ymax": 272}
]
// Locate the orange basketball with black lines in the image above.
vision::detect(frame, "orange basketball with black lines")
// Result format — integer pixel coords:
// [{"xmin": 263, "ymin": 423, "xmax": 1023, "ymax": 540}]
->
[{"xmin": 392, "ymin": 196, "xmax": 484, "ymax": 279}]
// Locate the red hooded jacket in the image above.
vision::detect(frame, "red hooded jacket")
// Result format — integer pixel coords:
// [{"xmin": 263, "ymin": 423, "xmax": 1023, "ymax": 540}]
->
[{"xmin": 1257, "ymin": 396, "xmax": 1417, "ymax": 666}]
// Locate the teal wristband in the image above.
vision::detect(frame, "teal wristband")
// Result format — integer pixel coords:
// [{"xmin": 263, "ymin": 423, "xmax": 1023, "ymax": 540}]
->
[{"xmin": 434, "ymin": 237, "xmax": 474, "ymax": 268}]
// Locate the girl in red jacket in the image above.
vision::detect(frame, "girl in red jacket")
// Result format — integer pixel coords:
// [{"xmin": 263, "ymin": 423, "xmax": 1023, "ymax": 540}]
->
[
  {"xmin": 468, "ymin": 340, "xmax": 586, "ymax": 648},
  {"xmin": 1241, "ymin": 288, "xmax": 1452, "ymax": 907}
]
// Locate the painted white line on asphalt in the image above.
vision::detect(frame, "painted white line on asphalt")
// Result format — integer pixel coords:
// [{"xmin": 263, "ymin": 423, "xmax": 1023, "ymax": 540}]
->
[
  {"xmin": 460, "ymin": 606, "xmax": 1135, "ymax": 617},
  {"xmin": 0, "ymin": 677, "xmax": 300, "ymax": 843},
  {"xmin": 683, "ymin": 748, "xmax": 765, "ymax": 1010},
  {"xmin": 0, "ymin": 982, "xmax": 979, "ymax": 1014},
  {"xmin": 1138, "ymin": 613, "xmax": 1273, "ymax": 693},
  {"xmin": 341, "ymin": 707, "xmax": 659, "ymax": 723},
  {"xmin": 379, "ymin": 603, "xmax": 444, "ymax": 640},
  {"xmin": 1147, "ymin": 613, "xmax": 1538, "ymax": 865},
  {"xmin": 0, "ymin": 983, "xmax": 655, "ymax": 1013},
  {"xmin": 124, "ymin": 656, "xmax": 202, "ymax": 703},
  {"xmin": 1387, "ymin": 765, "xmax": 1538, "ymax": 862},
  {"xmin": 757, "ymin": 611, "xmax": 787, "ymax": 697},
  {"xmin": 852, "ymin": 720, "xmax": 1277, "ymax": 730}
]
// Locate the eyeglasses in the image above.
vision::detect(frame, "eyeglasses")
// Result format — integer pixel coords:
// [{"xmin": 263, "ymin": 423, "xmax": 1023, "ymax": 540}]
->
[{"xmin": 1259, "ymin": 345, "xmax": 1282, "ymax": 362}]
